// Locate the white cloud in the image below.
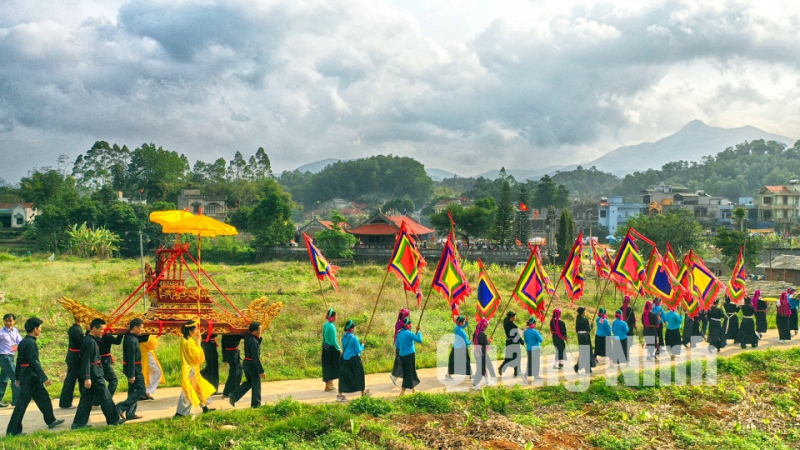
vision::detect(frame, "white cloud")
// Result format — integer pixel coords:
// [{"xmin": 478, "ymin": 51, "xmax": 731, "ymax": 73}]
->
[{"xmin": 0, "ymin": 0, "xmax": 799, "ymax": 183}]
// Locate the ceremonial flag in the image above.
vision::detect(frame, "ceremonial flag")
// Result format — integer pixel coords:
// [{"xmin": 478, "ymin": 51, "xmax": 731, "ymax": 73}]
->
[
  {"xmin": 475, "ymin": 259, "xmax": 501, "ymax": 320},
  {"xmin": 560, "ymin": 233, "xmax": 585, "ymax": 303},
  {"xmin": 431, "ymin": 235, "xmax": 472, "ymax": 318},
  {"xmin": 610, "ymin": 230, "xmax": 646, "ymax": 295},
  {"xmin": 387, "ymin": 222, "xmax": 426, "ymax": 304},
  {"xmin": 592, "ymin": 240, "xmax": 610, "ymax": 279},
  {"xmin": 302, "ymin": 232, "xmax": 340, "ymax": 293},
  {"xmin": 678, "ymin": 251, "xmax": 722, "ymax": 315},
  {"xmin": 664, "ymin": 243, "xmax": 680, "ymax": 277},
  {"xmin": 678, "ymin": 264, "xmax": 700, "ymax": 318},
  {"xmin": 512, "ymin": 245, "xmax": 554, "ymax": 320},
  {"xmin": 644, "ymin": 248, "xmax": 680, "ymax": 310},
  {"xmin": 727, "ymin": 247, "xmax": 747, "ymax": 304}
]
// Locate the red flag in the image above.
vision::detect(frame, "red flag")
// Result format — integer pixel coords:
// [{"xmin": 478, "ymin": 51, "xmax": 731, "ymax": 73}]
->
[
  {"xmin": 560, "ymin": 232, "xmax": 585, "ymax": 304},
  {"xmin": 387, "ymin": 222, "xmax": 426, "ymax": 304},
  {"xmin": 519, "ymin": 202, "xmax": 529, "ymax": 212},
  {"xmin": 302, "ymin": 232, "xmax": 340, "ymax": 293},
  {"xmin": 431, "ymin": 235, "xmax": 472, "ymax": 319}
]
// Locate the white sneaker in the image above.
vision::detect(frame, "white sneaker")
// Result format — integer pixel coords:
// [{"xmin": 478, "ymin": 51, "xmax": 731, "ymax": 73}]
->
[{"xmin": 390, "ymin": 375, "xmax": 397, "ymax": 386}]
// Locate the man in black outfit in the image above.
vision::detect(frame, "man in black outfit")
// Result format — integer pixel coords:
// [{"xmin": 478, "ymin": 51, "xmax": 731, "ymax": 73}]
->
[
  {"xmin": 6, "ymin": 317, "xmax": 65, "ymax": 436},
  {"xmin": 71, "ymin": 318, "xmax": 125, "ymax": 430},
  {"xmin": 200, "ymin": 330, "xmax": 220, "ymax": 393},
  {"xmin": 58, "ymin": 316, "xmax": 84, "ymax": 409},
  {"xmin": 221, "ymin": 334, "xmax": 242, "ymax": 398},
  {"xmin": 115, "ymin": 318, "xmax": 147, "ymax": 421},
  {"xmin": 229, "ymin": 322, "xmax": 264, "ymax": 408},
  {"xmin": 93, "ymin": 330, "xmax": 123, "ymax": 406}
]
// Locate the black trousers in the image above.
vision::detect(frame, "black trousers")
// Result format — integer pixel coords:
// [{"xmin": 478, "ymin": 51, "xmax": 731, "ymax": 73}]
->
[
  {"xmin": 222, "ymin": 355, "xmax": 242, "ymax": 396},
  {"xmin": 526, "ymin": 348, "xmax": 541, "ymax": 377},
  {"xmin": 231, "ymin": 363, "xmax": 261, "ymax": 408},
  {"xmin": 58, "ymin": 361, "xmax": 80, "ymax": 408},
  {"xmin": 498, "ymin": 344, "xmax": 522, "ymax": 377},
  {"xmin": 116, "ymin": 367, "xmax": 146, "ymax": 418},
  {"xmin": 72, "ymin": 379, "xmax": 120, "ymax": 427},
  {"xmin": 94, "ymin": 359, "xmax": 118, "ymax": 406},
  {"xmin": 6, "ymin": 379, "xmax": 57, "ymax": 436},
  {"xmin": 200, "ymin": 355, "xmax": 220, "ymax": 391}
]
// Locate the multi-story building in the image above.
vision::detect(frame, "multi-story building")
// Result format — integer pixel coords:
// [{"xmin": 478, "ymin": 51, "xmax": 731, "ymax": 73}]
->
[
  {"xmin": 757, "ymin": 182, "xmax": 800, "ymax": 223},
  {"xmin": 641, "ymin": 183, "xmax": 733, "ymax": 226},
  {"xmin": 597, "ymin": 196, "xmax": 647, "ymax": 236}
]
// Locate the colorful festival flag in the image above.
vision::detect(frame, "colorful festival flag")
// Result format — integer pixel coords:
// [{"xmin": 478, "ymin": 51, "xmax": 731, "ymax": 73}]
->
[
  {"xmin": 591, "ymin": 240, "xmax": 610, "ymax": 279},
  {"xmin": 560, "ymin": 233, "xmax": 585, "ymax": 303},
  {"xmin": 727, "ymin": 247, "xmax": 747, "ymax": 304},
  {"xmin": 302, "ymin": 232, "xmax": 340, "ymax": 293},
  {"xmin": 610, "ymin": 230, "xmax": 646, "ymax": 295},
  {"xmin": 475, "ymin": 259, "xmax": 501, "ymax": 321},
  {"xmin": 431, "ymin": 235, "xmax": 472, "ymax": 318},
  {"xmin": 678, "ymin": 251, "xmax": 722, "ymax": 316},
  {"xmin": 387, "ymin": 222, "xmax": 426, "ymax": 305},
  {"xmin": 512, "ymin": 245, "xmax": 554, "ymax": 320},
  {"xmin": 644, "ymin": 248, "xmax": 680, "ymax": 310}
]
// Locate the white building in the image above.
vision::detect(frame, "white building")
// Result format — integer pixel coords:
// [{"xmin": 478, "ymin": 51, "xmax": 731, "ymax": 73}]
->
[
  {"xmin": 597, "ymin": 196, "xmax": 646, "ymax": 236},
  {"xmin": 0, "ymin": 203, "xmax": 38, "ymax": 228}
]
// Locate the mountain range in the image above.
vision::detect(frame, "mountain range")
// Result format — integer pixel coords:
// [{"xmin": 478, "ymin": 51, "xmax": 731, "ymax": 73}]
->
[{"xmin": 293, "ymin": 120, "xmax": 795, "ymax": 180}]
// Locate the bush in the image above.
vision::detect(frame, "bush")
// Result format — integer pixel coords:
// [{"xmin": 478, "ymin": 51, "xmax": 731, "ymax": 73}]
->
[
  {"xmin": 394, "ymin": 392, "xmax": 454, "ymax": 415},
  {"xmin": 347, "ymin": 395, "xmax": 393, "ymax": 417}
]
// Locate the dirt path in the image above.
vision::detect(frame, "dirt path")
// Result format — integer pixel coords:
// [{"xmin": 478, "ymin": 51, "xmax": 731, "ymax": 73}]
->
[{"xmin": 1, "ymin": 328, "xmax": 791, "ymax": 436}]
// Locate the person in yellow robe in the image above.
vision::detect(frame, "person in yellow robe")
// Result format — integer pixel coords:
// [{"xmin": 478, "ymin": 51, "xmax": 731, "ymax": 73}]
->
[
  {"xmin": 140, "ymin": 335, "xmax": 164, "ymax": 401},
  {"xmin": 174, "ymin": 320, "xmax": 216, "ymax": 417}
]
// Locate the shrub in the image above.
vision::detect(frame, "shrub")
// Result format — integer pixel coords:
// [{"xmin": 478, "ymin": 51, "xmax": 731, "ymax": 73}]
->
[{"xmin": 347, "ymin": 396, "xmax": 393, "ymax": 417}]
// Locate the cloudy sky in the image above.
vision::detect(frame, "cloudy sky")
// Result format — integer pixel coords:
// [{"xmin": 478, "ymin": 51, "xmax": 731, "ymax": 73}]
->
[{"xmin": 1, "ymin": 0, "xmax": 799, "ymax": 183}]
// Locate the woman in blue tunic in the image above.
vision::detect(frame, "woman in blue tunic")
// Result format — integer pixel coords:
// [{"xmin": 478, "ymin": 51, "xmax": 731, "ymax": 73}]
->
[
  {"xmin": 337, "ymin": 320, "xmax": 369, "ymax": 402},
  {"xmin": 321, "ymin": 309, "xmax": 340, "ymax": 392},
  {"xmin": 611, "ymin": 310, "xmax": 630, "ymax": 365},
  {"xmin": 595, "ymin": 308, "xmax": 611, "ymax": 364},
  {"xmin": 524, "ymin": 318, "xmax": 543, "ymax": 381},
  {"xmin": 447, "ymin": 316, "xmax": 472, "ymax": 379},
  {"xmin": 395, "ymin": 318, "xmax": 423, "ymax": 395}
]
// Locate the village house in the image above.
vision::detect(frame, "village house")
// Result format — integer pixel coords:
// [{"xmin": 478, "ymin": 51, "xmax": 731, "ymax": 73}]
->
[
  {"xmin": 641, "ymin": 183, "xmax": 733, "ymax": 226},
  {"xmin": 757, "ymin": 182, "xmax": 800, "ymax": 225},
  {"xmin": 295, "ymin": 218, "xmax": 351, "ymax": 242},
  {"xmin": 176, "ymin": 189, "xmax": 227, "ymax": 221},
  {"xmin": 597, "ymin": 196, "xmax": 646, "ymax": 236},
  {"xmin": 347, "ymin": 213, "xmax": 435, "ymax": 247},
  {"xmin": 0, "ymin": 202, "xmax": 37, "ymax": 228}
]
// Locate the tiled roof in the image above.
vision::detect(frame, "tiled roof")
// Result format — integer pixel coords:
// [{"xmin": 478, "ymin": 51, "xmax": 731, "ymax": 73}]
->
[{"xmin": 348, "ymin": 214, "xmax": 435, "ymax": 236}]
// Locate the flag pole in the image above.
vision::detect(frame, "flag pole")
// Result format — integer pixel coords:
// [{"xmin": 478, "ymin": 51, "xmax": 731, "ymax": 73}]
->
[
  {"xmin": 363, "ymin": 270, "xmax": 391, "ymax": 345},
  {"xmin": 416, "ymin": 283, "xmax": 436, "ymax": 329},
  {"xmin": 317, "ymin": 278, "xmax": 329, "ymax": 309},
  {"xmin": 404, "ymin": 290, "xmax": 410, "ymax": 310},
  {"xmin": 591, "ymin": 276, "xmax": 614, "ymax": 319},
  {"xmin": 490, "ymin": 295, "xmax": 513, "ymax": 339}
]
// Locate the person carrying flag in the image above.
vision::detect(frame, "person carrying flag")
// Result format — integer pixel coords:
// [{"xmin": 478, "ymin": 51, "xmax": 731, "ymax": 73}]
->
[
  {"xmin": 550, "ymin": 308, "xmax": 568, "ymax": 370},
  {"xmin": 619, "ymin": 296, "xmax": 636, "ymax": 356},
  {"xmin": 595, "ymin": 308, "xmax": 611, "ymax": 365},
  {"xmin": 611, "ymin": 310, "xmax": 630, "ymax": 365},
  {"xmin": 472, "ymin": 318, "xmax": 496, "ymax": 389},
  {"xmin": 707, "ymin": 299, "xmax": 726, "ymax": 352},
  {"xmin": 321, "ymin": 309, "xmax": 340, "ymax": 392},
  {"xmin": 390, "ymin": 308, "xmax": 410, "ymax": 386},
  {"xmin": 663, "ymin": 306, "xmax": 683, "ymax": 360},
  {"xmin": 642, "ymin": 301, "xmax": 659, "ymax": 360},
  {"xmin": 498, "ymin": 311, "xmax": 526, "ymax": 382},
  {"xmin": 395, "ymin": 318, "xmax": 422, "ymax": 395},
  {"xmin": 446, "ymin": 316, "xmax": 471, "ymax": 380},
  {"xmin": 723, "ymin": 296, "xmax": 740, "ymax": 344},
  {"xmin": 524, "ymin": 318, "xmax": 543, "ymax": 381},
  {"xmin": 737, "ymin": 296, "xmax": 759, "ymax": 349}
]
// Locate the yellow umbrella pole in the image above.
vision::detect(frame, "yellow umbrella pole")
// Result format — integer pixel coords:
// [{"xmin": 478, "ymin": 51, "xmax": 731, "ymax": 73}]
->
[{"xmin": 197, "ymin": 234, "xmax": 202, "ymax": 319}]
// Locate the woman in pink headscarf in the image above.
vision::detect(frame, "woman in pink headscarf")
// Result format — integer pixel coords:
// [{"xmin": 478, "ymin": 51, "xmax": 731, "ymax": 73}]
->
[
  {"xmin": 642, "ymin": 300, "xmax": 658, "ymax": 360},
  {"xmin": 753, "ymin": 290, "xmax": 768, "ymax": 338},
  {"xmin": 390, "ymin": 308, "xmax": 410, "ymax": 386},
  {"xmin": 550, "ymin": 309, "xmax": 568, "ymax": 369},
  {"xmin": 777, "ymin": 291, "xmax": 793, "ymax": 342},
  {"xmin": 471, "ymin": 318, "xmax": 496, "ymax": 389}
]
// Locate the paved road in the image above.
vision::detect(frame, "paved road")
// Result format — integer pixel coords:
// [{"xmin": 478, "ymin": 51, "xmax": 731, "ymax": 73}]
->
[{"xmin": 0, "ymin": 328, "xmax": 791, "ymax": 436}]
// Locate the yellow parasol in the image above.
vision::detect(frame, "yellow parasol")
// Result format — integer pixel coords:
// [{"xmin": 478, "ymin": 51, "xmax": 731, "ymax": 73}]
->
[
  {"xmin": 149, "ymin": 210, "xmax": 195, "ymax": 226},
  {"xmin": 160, "ymin": 215, "xmax": 238, "ymax": 318}
]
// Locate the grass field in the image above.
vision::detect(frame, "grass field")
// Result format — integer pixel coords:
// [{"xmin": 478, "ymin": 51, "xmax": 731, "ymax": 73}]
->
[
  {"xmin": 6, "ymin": 346, "xmax": 800, "ymax": 449},
  {"xmin": 0, "ymin": 252, "xmax": 775, "ymax": 402}
]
